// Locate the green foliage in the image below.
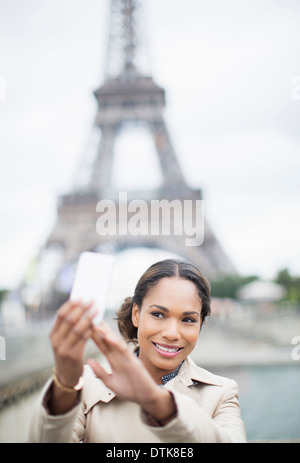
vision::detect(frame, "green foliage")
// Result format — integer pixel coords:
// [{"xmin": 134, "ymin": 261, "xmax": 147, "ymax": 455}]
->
[
  {"xmin": 0, "ymin": 289, "xmax": 8, "ymax": 305},
  {"xmin": 0, "ymin": 289, "xmax": 8, "ymax": 318},
  {"xmin": 274, "ymin": 268, "xmax": 300, "ymax": 303},
  {"xmin": 210, "ymin": 274, "xmax": 259, "ymax": 299},
  {"xmin": 210, "ymin": 268, "xmax": 300, "ymax": 304}
]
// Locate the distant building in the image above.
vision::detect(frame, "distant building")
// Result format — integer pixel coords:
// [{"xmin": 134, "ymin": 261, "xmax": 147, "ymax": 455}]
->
[{"xmin": 237, "ymin": 280, "xmax": 286, "ymax": 302}]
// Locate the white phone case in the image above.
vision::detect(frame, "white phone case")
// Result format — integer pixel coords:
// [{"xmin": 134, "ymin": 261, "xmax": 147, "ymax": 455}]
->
[{"xmin": 70, "ymin": 252, "xmax": 116, "ymax": 324}]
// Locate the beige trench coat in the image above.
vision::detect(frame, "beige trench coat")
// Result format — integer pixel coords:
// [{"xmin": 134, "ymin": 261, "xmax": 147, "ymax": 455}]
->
[{"xmin": 28, "ymin": 356, "xmax": 247, "ymax": 443}]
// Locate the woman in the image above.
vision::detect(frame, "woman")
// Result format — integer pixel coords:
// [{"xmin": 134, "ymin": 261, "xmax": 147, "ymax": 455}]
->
[{"xmin": 29, "ymin": 258, "xmax": 247, "ymax": 443}]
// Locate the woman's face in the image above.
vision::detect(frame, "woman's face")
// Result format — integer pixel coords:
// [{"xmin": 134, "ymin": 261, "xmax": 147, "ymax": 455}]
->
[{"xmin": 132, "ymin": 276, "xmax": 202, "ymax": 384}]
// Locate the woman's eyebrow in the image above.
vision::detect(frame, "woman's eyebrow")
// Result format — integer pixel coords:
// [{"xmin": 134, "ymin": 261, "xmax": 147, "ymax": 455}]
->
[
  {"xmin": 183, "ymin": 311, "xmax": 200, "ymax": 317},
  {"xmin": 149, "ymin": 304, "xmax": 169, "ymax": 312},
  {"xmin": 149, "ymin": 305, "xmax": 200, "ymax": 317}
]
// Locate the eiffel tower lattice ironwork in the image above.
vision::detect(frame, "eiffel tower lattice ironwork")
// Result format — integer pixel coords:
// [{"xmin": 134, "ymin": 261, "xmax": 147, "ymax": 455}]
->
[{"xmin": 37, "ymin": 0, "xmax": 235, "ymax": 314}]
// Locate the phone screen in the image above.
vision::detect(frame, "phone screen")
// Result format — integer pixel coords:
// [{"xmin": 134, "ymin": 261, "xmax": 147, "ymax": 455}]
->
[{"xmin": 70, "ymin": 252, "xmax": 116, "ymax": 324}]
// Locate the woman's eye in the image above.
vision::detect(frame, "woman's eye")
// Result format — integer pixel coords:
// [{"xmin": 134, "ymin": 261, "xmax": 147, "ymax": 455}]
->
[
  {"xmin": 151, "ymin": 312, "xmax": 164, "ymax": 318},
  {"xmin": 183, "ymin": 317, "xmax": 196, "ymax": 323}
]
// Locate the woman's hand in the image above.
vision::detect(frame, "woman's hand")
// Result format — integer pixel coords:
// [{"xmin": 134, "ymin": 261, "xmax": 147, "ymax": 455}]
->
[
  {"xmin": 88, "ymin": 323, "xmax": 177, "ymax": 424},
  {"xmin": 49, "ymin": 299, "xmax": 96, "ymax": 414}
]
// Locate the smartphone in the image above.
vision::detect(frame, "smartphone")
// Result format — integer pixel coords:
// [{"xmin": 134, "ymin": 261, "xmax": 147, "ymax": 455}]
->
[{"xmin": 70, "ymin": 252, "xmax": 116, "ymax": 324}]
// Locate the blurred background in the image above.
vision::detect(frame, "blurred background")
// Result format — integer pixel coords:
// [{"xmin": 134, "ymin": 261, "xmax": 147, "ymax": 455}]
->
[{"xmin": 0, "ymin": 0, "xmax": 300, "ymax": 443}]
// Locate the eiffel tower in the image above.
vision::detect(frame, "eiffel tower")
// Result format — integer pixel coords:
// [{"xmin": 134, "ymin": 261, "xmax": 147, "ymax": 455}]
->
[{"xmin": 36, "ymin": 0, "xmax": 235, "ymax": 314}]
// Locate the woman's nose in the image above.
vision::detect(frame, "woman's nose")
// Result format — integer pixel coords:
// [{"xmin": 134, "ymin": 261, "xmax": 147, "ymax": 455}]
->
[{"xmin": 161, "ymin": 319, "xmax": 181, "ymax": 341}]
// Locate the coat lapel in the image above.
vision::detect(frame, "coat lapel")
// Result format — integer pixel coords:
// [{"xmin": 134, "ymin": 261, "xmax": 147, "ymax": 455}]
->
[
  {"xmin": 168, "ymin": 356, "xmax": 224, "ymax": 388},
  {"xmin": 82, "ymin": 364, "xmax": 116, "ymax": 413}
]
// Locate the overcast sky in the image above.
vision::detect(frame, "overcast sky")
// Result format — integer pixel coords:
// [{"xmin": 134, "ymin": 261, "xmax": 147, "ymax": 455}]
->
[{"xmin": 1, "ymin": 0, "xmax": 300, "ymax": 289}]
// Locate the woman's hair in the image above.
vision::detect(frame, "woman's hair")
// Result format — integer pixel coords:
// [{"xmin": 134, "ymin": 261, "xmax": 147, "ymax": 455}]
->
[{"xmin": 116, "ymin": 258, "xmax": 211, "ymax": 342}]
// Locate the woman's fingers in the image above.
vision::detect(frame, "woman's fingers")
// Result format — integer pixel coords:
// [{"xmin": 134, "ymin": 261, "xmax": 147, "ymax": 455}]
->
[
  {"xmin": 87, "ymin": 358, "xmax": 112, "ymax": 387},
  {"xmin": 51, "ymin": 299, "xmax": 78, "ymax": 334},
  {"xmin": 88, "ymin": 327, "xmax": 157, "ymax": 404},
  {"xmin": 91, "ymin": 330, "xmax": 110, "ymax": 355},
  {"xmin": 67, "ymin": 307, "xmax": 98, "ymax": 348},
  {"xmin": 93, "ymin": 322, "xmax": 128, "ymax": 353},
  {"xmin": 51, "ymin": 299, "xmax": 96, "ymax": 354},
  {"xmin": 91, "ymin": 323, "xmax": 137, "ymax": 383}
]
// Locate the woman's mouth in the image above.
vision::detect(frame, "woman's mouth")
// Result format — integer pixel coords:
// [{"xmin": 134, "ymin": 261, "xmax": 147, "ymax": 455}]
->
[{"xmin": 152, "ymin": 342, "xmax": 184, "ymax": 358}]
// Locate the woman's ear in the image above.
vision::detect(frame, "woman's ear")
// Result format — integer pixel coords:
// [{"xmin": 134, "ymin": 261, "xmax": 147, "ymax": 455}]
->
[{"xmin": 131, "ymin": 303, "xmax": 140, "ymax": 328}]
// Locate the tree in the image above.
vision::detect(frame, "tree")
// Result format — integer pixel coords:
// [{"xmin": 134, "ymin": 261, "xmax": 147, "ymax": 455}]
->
[
  {"xmin": 274, "ymin": 268, "xmax": 300, "ymax": 303},
  {"xmin": 0, "ymin": 289, "xmax": 8, "ymax": 322},
  {"xmin": 210, "ymin": 274, "xmax": 259, "ymax": 299}
]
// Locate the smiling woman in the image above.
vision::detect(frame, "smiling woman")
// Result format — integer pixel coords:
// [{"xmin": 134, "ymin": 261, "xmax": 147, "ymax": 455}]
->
[
  {"xmin": 28, "ymin": 258, "xmax": 247, "ymax": 443},
  {"xmin": 131, "ymin": 279, "xmax": 201, "ymax": 382}
]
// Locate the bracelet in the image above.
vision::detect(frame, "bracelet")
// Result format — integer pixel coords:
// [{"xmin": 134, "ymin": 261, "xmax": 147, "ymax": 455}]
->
[{"xmin": 52, "ymin": 368, "xmax": 84, "ymax": 393}]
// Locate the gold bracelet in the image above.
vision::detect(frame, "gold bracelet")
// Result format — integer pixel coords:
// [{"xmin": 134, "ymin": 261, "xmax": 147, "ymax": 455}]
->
[{"xmin": 52, "ymin": 368, "xmax": 84, "ymax": 393}]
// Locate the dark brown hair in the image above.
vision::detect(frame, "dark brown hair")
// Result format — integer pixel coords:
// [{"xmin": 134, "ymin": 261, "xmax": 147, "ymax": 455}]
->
[{"xmin": 116, "ymin": 258, "xmax": 211, "ymax": 342}]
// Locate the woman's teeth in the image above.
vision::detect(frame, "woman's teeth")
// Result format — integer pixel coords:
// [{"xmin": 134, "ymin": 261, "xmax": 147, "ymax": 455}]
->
[{"xmin": 154, "ymin": 343, "xmax": 181, "ymax": 353}]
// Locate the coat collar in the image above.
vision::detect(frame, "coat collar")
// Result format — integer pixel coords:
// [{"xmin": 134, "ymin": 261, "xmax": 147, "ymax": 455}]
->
[
  {"xmin": 174, "ymin": 356, "xmax": 224, "ymax": 388},
  {"xmin": 82, "ymin": 364, "xmax": 116, "ymax": 413},
  {"xmin": 82, "ymin": 356, "xmax": 223, "ymax": 413}
]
